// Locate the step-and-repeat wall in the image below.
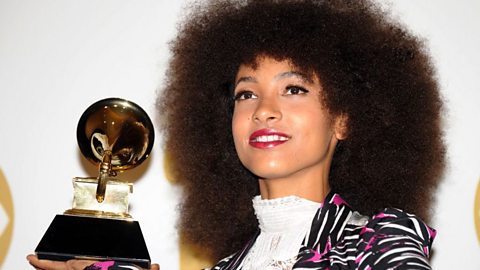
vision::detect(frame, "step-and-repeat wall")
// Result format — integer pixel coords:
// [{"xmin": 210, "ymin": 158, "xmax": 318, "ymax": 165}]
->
[{"xmin": 1, "ymin": 1, "xmax": 479, "ymax": 269}]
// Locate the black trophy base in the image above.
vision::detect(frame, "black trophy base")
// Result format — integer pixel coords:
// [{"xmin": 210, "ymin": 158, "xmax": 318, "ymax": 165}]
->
[{"xmin": 35, "ymin": 214, "xmax": 151, "ymax": 268}]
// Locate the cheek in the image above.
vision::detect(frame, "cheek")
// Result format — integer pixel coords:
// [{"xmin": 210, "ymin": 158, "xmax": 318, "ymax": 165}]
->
[
  {"xmin": 294, "ymin": 110, "xmax": 334, "ymax": 148},
  {"xmin": 231, "ymin": 109, "xmax": 248, "ymax": 151},
  {"xmin": 232, "ymin": 107, "xmax": 258, "ymax": 170}
]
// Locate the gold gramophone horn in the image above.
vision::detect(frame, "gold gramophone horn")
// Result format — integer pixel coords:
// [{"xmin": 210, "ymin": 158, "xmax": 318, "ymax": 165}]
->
[{"xmin": 76, "ymin": 98, "xmax": 154, "ymax": 203}]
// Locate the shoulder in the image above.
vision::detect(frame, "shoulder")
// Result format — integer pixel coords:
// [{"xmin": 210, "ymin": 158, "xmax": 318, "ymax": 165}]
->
[
  {"xmin": 361, "ymin": 208, "xmax": 436, "ymax": 250},
  {"xmin": 354, "ymin": 208, "xmax": 436, "ymax": 269}
]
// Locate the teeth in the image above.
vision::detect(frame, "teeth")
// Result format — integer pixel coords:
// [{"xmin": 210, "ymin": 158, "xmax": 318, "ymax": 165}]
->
[{"xmin": 253, "ymin": 135, "xmax": 289, "ymax": 142}]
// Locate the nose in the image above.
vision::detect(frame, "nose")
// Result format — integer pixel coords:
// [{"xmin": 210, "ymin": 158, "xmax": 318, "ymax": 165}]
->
[{"xmin": 253, "ymin": 97, "xmax": 282, "ymax": 123}]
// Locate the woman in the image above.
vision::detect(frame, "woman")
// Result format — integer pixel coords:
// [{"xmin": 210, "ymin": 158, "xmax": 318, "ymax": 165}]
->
[
  {"xmin": 161, "ymin": 0, "xmax": 444, "ymax": 268},
  {"xmin": 28, "ymin": 0, "xmax": 445, "ymax": 269}
]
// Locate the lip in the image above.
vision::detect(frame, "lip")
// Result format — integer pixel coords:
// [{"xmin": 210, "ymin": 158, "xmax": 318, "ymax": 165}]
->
[{"xmin": 249, "ymin": 129, "xmax": 290, "ymax": 149}]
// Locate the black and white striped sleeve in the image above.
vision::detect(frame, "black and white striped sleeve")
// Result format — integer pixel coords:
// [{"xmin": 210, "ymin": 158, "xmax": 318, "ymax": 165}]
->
[{"xmin": 356, "ymin": 208, "xmax": 436, "ymax": 269}]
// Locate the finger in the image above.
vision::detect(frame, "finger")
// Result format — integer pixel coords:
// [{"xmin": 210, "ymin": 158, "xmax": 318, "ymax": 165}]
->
[
  {"xmin": 26, "ymin": 254, "xmax": 67, "ymax": 270},
  {"xmin": 150, "ymin": 264, "xmax": 160, "ymax": 270}
]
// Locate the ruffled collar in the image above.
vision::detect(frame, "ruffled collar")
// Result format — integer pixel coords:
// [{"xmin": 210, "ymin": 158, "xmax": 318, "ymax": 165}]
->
[
  {"xmin": 239, "ymin": 196, "xmax": 321, "ymax": 270},
  {"xmin": 253, "ymin": 195, "xmax": 321, "ymax": 233}
]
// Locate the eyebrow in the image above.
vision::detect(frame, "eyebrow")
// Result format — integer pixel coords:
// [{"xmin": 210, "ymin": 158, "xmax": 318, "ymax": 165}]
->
[
  {"xmin": 235, "ymin": 76, "xmax": 257, "ymax": 87},
  {"xmin": 235, "ymin": 71, "xmax": 313, "ymax": 88},
  {"xmin": 274, "ymin": 71, "xmax": 313, "ymax": 83}
]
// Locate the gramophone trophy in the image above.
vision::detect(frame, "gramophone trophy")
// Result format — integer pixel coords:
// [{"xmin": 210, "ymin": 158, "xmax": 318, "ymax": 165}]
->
[{"xmin": 35, "ymin": 98, "xmax": 154, "ymax": 268}]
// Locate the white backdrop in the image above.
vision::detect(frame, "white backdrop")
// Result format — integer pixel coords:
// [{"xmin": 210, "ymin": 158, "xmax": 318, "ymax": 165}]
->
[{"xmin": 0, "ymin": 1, "xmax": 479, "ymax": 269}]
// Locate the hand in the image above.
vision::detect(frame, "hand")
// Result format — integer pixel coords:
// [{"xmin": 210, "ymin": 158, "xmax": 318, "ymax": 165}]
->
[
  {"xmin": 27, "ymin": 255, "xmax": 94, "ymax": 270},
  {"xmin": 27, "ymin": 255, "xmax": 160, "ymax": 270}
]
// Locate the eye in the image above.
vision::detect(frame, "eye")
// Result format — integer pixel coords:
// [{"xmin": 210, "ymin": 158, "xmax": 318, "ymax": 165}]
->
[
  {"xmin": 285, "ymin": 85, "xmax": 309, "ymax": 95},
  {"xmin": 234, "ymin": 90, "xmax": 257, "ymax": 101}
]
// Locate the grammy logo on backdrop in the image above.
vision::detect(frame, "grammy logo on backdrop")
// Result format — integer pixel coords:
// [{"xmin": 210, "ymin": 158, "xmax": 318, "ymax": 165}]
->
[
  {"xmin": 475, "ymin": 178, "xmax": 480, "ymax": 244},
  {"xmin": 35, "ymin": 98, "xmax": 154, "ymax": 268},
  {"xmin": 0, "ymin": 169, "xmax": 14, "ymax": 269}
]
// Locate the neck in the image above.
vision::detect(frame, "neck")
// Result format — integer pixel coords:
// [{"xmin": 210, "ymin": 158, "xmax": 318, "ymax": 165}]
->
[{"xmin": 258, "ymin": 168, "xmax": 331, "ymax": 203}]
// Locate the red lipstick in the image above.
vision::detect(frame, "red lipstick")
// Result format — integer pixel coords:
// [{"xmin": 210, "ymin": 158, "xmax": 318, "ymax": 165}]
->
[{"xmin": 249, "ymin": 129, "xmax": 290, "ymax": 149}]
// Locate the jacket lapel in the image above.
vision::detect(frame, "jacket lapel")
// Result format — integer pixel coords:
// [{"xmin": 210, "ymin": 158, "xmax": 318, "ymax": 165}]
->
[
  {"xmin": 304, "ymin": 192, "xmax": 353, "ymax": 251},
  {"xmin": 294, "ymin": 192, "xmax": 354, "ymax": 267}
]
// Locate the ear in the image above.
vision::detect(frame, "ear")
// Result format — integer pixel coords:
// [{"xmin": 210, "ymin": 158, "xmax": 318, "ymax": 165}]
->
[{"xmin": 333, "ymin": 114, "xmax": 348, "ymax": 140}]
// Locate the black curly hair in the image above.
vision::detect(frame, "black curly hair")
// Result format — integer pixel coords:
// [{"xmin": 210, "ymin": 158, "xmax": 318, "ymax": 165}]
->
[{"xmin": 158, "ymin": 0, "xmax": 445, "ymax": 261}]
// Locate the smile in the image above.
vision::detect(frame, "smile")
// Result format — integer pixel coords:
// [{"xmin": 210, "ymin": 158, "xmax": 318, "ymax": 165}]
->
[
  {"xmin": 249, "ymin": 129, "xmax": 290, "ymax": 149},
  {"xmin": 251, "ymin": 135, "xmax": 289, "ymax": 142}
]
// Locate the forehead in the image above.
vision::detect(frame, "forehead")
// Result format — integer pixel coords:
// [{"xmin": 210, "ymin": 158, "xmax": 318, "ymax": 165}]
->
[{"xmin": 235, "ymin": 56, "xmax": 316, "ymax": 83}]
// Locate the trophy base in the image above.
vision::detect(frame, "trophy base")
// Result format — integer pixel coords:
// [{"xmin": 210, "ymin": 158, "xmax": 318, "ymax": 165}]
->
[{"xmin": 35, "ymin": 214, "xmax": 151, "ymax": 268}]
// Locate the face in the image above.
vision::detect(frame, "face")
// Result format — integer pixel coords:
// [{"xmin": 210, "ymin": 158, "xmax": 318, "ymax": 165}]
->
[{"xmin": 232, "ymin": 56, "xmax": 342, "ymax": 181}]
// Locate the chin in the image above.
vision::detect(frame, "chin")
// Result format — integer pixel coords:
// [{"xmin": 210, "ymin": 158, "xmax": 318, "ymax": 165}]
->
[
  {"xmin": 249, "ymin": 167, "xmax": 290, "ymax": 180},
  {"xmin": 241, "ymin": 157, "xmax": 295, "ymax": 179}
]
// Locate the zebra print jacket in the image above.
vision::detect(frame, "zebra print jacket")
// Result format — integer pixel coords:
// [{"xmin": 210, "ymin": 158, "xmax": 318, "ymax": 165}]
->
[{"xmin": 208, "ymin": 192, "xmax": 436, "ymax": 270}]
